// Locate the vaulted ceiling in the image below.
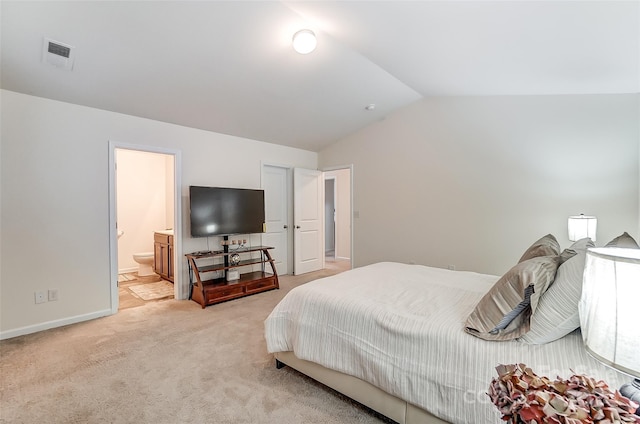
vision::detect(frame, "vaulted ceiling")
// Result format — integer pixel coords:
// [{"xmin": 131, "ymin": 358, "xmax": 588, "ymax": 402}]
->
[{"xmin": 2, "ymin": 1, "xmax": 638, "ymax": 152}]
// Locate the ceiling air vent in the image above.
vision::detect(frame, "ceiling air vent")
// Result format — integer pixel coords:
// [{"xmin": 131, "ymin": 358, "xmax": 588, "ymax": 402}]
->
[{"xmin": 42, "ymin": 37, "xmax": 75, "ymax": 70}]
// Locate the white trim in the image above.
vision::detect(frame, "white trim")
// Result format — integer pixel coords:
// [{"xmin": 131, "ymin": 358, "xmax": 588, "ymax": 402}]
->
[
  {"xmin": 108, "ymin": 141, "xmax": 184, "ymax": 316},
  {"xmin": 321, "ymin": 164, "xmax": 354, "ymax": 268},
  {"xmin": 0, "ymin": 309, "xmax": 112, "ymax": 340},
  {"xmin": 118, "ymin": 266, "xmax": 138, "ymax": 274},
  {"xmin": 260, "ymin": 160, "xmax": 296, "ymax": 172},
  {"xmin": 108, "ymin": 143, "xmax": 118, "ymax": 313}
]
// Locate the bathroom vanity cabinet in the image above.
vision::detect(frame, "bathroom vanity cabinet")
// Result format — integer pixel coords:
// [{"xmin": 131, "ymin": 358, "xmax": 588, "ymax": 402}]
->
[
  {"xmin": 153, "ymin": 232, "xmax": 174, "ymax": 282},
  {"xmin": 186, "ymin": 246, "xmax": 278, "ymax": 308}
]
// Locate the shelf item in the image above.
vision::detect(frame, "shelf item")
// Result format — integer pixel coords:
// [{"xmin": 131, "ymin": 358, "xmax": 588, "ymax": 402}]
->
[
  {"xmin": 186, "ymin": 246, "xmax": 279, "ymax": 308},
  {"xmin": 153, "ymin": 232, "xmax": 174, "ymax": 282}
]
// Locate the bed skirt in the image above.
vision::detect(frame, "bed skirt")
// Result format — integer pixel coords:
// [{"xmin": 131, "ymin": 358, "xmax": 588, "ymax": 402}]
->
[{"xmin": 274, "ymin": 351, "xmax": 450, "ymax": 424}]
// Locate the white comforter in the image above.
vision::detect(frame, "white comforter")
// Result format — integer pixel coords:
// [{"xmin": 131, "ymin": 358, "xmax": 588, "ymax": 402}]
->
[{"xmin": 264, "ymin": 262, "xmax": 629, "ymax": 424}]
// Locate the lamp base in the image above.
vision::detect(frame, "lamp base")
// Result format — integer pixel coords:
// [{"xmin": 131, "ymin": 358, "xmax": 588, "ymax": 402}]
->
[{"xmin": 621, "ymin": 379, "xmax": 640, "ymax": 415}]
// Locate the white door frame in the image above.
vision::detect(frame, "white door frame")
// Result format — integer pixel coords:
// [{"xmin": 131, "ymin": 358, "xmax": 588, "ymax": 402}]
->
[
  {"xmin": 321, "ymin": 164, "xmax": 354, "ymax": 267},
  {"xmin": 108, "ymin": 140, "xmax": 183, "ymax": 314}
]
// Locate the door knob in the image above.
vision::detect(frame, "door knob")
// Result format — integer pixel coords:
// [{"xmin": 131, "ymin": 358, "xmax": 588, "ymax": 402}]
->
[
  {"xmin": 283, "ymin": 225, "xmax": 288, "ymax": 229},
  {"xmin": 295, "ymin": 225, "xmax": 301, "ymax": 229}
]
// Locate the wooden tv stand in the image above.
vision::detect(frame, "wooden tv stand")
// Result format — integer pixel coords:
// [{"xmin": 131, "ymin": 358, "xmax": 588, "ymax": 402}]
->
[{"xmin": 186, "ymin": 246, "xmax": 279, "ymax": 308}]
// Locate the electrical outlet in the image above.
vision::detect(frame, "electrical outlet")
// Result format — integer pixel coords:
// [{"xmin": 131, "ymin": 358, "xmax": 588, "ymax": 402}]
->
[
  {"xmin": 48, "ymin": 289, "xmax": 59, "ymax": 301},
  {"xmin": 447, "ymin": 265, "xmax": 456, "ymax": 271},
  {"xmin": 35, "ymin": 291, "xmax": 47, "ymax": 304}
]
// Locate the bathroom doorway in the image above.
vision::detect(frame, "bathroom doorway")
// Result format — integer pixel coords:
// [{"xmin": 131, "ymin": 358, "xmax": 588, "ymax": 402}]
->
[{"xmin": 108, "ymin": 141, "xmax": 182, "ymax": 314}]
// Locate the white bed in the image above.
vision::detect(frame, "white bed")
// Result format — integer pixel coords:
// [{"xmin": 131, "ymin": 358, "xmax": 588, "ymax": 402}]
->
[{"xmin": 264, "ymin": 262, "xmax": 629, "ymax": 424}]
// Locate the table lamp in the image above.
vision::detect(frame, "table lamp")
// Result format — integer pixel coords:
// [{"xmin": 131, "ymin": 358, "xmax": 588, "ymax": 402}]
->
[
  {"xmin": 580, "ymin": 247, "xmax": 640, "ymax": 404},
  {"xmin": 568, "ymin": 214, "xmax": 597, "ymax": 242}
]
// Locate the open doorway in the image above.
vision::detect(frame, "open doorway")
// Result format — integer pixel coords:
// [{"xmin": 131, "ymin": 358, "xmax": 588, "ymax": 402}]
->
[
  {"xmin": 262, "ymin": 164, "xmax": 352, "ymax": 276},
  {"xmin": 115, "ymin": 148, "xmax": 175, "ymax": 310},
  {"xmin": 323, "ymin": 167, "xmax": 352, "ymax": 273},
  {"xmin": 325, "ymin": 177, "xmax": 336, "ymax": 258},
  {"xmin": 108, "ymin": 141, "xmax": 182, "ymax": 314}
]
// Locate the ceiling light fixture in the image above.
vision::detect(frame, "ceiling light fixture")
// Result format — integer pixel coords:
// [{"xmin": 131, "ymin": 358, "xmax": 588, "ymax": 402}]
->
[{"xmin": 292, "ymin": 29, "xmax": 317, "ymax": 54}]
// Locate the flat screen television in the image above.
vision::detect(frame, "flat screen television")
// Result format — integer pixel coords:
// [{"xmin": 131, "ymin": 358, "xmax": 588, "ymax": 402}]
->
[{"xmin": 189, "ymin": 186, "xmax": 265, "ymax": 237}]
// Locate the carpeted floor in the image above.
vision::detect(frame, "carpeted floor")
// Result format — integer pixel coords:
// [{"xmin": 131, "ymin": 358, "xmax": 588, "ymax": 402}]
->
[{"xmin": 0, "ymin": 262, "xmax": 392, "ymax": 424}]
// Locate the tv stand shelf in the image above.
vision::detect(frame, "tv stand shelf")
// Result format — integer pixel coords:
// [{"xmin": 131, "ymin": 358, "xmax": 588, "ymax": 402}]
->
[{"xmin": 186, "ymin": 246, "xmax": 279, "ymax": 308}]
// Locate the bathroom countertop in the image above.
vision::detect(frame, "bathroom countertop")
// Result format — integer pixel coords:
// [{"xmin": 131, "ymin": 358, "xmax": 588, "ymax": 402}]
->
[{"xmin": 155, "ymin": 229, "xmax": 174, "ymax": 236}]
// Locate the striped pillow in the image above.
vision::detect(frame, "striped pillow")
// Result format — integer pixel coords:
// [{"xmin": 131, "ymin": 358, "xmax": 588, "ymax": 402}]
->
[
  {"xmin": 518, "ymin": 234, "xmax": 560, "ymax": 263},
  {"xmin": 465, "ymin": 255, "xmax": 560, "ymax": 341},
  {"xmin": 604, "ymin": 232, "xmax": 639, "ymax": 248},
  {"xmin": 519, "ymin": 238, "xmax": 593, "ymax": 344}
]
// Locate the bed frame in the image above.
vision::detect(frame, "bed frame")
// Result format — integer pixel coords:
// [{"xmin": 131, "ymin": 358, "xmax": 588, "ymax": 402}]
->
[{"xmin": 274, "ymin": 351, "xmax": 450, "ymax": 424}]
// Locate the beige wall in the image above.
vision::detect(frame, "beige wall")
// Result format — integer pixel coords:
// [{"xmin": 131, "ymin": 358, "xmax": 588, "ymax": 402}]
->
[
  {"xmin": 2, "ymin": 89, "xmax": 638, "ymax": 337},
  {"xmin": 319, "ymin": 94, "xmax": 639, "ymax": 276},
  {"xmin": 0, "ymin": 89, "xmax": 317, "ymax": 338},
  {"xmin": 165, "ymin": 154, "xmax": 175, "ymax": 231}
]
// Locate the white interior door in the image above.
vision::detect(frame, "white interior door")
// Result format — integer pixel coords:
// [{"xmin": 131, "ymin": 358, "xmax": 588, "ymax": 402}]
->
[
  {"xmin": 262, "ymin": 165, "xmax": 290, "ymax": 275},
  {"xmin": 294, "ymin": 168, "xmax": 324, "ymax": 275}
]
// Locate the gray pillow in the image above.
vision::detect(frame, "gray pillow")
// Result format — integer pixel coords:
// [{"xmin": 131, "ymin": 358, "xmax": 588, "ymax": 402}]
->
[
  {"xmin": 519, "ymin": 238, "xmax": 594, "ymax": 344},
  {"xmin": 465, "ymin": 255, "xmax": 561, "ymax": 341},
  {"xmin": 518, "ymin": 234, "xmax": 560, "ymax": 263},
  {"xmin": 604, "ymin": 232, "xmax": 639, "ymax": 248}
]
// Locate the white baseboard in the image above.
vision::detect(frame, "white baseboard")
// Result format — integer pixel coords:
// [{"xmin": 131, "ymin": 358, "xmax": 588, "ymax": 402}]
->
[
  {"xmin": 118, "ymin": 267, "xmax": 138, "ymax": 274},
  {"xmin": 0, "ymin": 309, "xmax": 113, "ymax": 340}
]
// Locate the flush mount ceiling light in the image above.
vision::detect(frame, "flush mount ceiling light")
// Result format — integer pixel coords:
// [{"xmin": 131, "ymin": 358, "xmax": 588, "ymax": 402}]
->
[{"xmin": 292, "ymin": 29, "xmax": 317, "ymax": 54}]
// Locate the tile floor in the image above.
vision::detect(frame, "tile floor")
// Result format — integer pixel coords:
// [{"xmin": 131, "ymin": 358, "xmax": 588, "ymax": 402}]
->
[{"xmin": 118, "ymin": 272, "xmax": 174, "ymax": 310}]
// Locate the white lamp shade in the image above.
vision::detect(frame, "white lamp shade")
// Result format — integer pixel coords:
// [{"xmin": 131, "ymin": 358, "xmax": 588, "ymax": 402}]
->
[
  {"xmin": 292, "ymin": 29, "xmax": 317, "ymax": 54},
  {"xmin": 579, "ymin": 247, "xmax": 640, "ymax": 378},
  {"xmin": 568, "ymin": 215, "xmax": 597, "ymax": 241}
]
